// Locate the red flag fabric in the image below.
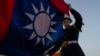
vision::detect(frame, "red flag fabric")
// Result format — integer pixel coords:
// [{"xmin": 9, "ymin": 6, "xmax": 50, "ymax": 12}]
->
[
  {"xmin": 50, "ymin": 0, "xmax": 70, "ymax": 16},
  {"xmin": 0, "ymin": 0, "xmax": 15, "ymax": 42}
]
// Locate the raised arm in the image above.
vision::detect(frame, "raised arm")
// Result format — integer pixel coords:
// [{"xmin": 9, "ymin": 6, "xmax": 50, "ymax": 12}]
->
[{"xmin": 70, "ymin": 8, "xmax": 83, "ymax": 31}]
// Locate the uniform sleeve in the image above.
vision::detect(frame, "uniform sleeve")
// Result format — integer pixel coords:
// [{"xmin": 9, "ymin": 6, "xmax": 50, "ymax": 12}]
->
[
  {"xmin": 70, "ymin": 8, "xmax": 83, "ymax": 32},
  {"xmin": 48, "ymin": 39, "xmax": 62, "ymax": 56}
]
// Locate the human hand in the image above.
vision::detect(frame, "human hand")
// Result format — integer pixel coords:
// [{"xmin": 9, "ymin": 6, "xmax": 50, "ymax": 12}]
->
[
  {"xmin": 68, "ymin": 4, "xmax": 71, "ymax": 9},
  {"xmin": 62, "ymin": 41, "xmax": 68, "ymax": 47},
  {"xmin": 43, "ymin": 51, "xmax": 50, "ymax": 56}
]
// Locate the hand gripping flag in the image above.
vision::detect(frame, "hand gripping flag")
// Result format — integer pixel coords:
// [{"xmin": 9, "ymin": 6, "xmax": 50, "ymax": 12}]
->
[
  {"xmin": 0, "ymin": 0, "xmax": 69, "ymax": 56},
  {"xmin": 50, "ymin": 0, "xmax": 70, "ymax": 17}
]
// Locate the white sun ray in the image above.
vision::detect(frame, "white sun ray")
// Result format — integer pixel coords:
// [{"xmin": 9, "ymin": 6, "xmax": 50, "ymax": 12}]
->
[
  {"xmin": 42, "ymin": 38, "xmax": 45, "ymax": 45},
  {"xmin": 50, "ymin": 13, "xmax": 56, "ymax": 19},
  {"xmin": 23, "ymin": 24, "xmax": 33, "ymax": 30},
  {"xmin": 28, "ymin": 32, "xmax": 36, "ymax": 40},
  {"xmin": 46, "ymin": 34, "xmax": 53, "ymax": 41},
  {"xmin": 46, "ymin": 6, "xmax": 50, "ymax": 14},
  {"xmin": 25, "ymin": 12, "xmax": 35, "ymax": 21},
  {"xmin": 40, "ymin": 2, "xmax": 45, "ymax": 11},
  {"xmin": 34, "ymin": 37, "xmax": 41, "ymax": 45},
  {"xmin": 32, "ymin": 4, "xmax": 39, "ymax": 14},
  {"xmin": 50, "ymin": 28, "xmax": 57, "ymax": 32},
  {"xmin": 51, "ymin": 21, "xmax": 57, "ymax": 26}
]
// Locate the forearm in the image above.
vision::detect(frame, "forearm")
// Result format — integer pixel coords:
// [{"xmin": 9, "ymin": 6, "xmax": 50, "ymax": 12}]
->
[
  {"xmin": 70, "ymin": 8, "xmax": 82, "ymax": 21},
  {"xmin": 48, "ymin": 40, "xmax": 62, "ymax": 55},
  {"xmin": 70, "ymin": 8, "xmax": 83, "ymax": 30}
]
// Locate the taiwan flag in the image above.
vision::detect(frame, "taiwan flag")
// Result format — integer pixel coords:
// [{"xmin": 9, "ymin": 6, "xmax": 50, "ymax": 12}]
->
[{"xmin": 0, "ymin": 0, "xmax": 69, "ymax": 56}]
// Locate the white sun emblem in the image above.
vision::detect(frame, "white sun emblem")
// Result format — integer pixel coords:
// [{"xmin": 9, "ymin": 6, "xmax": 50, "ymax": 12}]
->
[{"xmin": 23, "ymin": 2, "xmax": 57, "ymax": 46}]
